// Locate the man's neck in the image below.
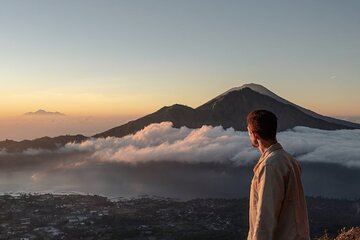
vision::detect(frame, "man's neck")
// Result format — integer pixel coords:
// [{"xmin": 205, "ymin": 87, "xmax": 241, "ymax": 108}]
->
[{"xmin": 258, "ymin": 140, "xmax": 278, "ymax": 155}]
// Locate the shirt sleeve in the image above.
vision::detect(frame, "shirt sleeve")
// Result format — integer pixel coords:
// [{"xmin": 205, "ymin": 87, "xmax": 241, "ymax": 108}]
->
[{"xmin": 253, "ymin": 164, "xmax": 285, "ymax": 240}]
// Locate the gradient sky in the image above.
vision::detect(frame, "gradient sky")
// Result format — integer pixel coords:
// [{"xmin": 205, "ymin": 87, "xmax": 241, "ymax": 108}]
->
[{"xmin": 0, "ymin": 0, "xmax": 359, "ymax": 139}]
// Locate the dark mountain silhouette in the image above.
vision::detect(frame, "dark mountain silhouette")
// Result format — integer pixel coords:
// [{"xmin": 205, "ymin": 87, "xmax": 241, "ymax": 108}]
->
[
  {"xmin": 0, "ymin": 135, "xmax": 88, "ymax": 153},
  {"xmin": 94, "ymin": 84, "xmax": 359, "ymax": 138}
]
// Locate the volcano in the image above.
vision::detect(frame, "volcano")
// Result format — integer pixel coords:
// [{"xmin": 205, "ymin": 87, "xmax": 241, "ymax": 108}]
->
[{"xmin": 94, "ymin": 83, "xmax": 360, "ymax": 138}]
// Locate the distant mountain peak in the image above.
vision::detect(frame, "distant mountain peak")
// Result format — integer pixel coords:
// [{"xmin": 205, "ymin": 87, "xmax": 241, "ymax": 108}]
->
[
  {"xmin": 24, "ymin": 109, "xmax": 66, "ymax": 116},
  {"xmin": 216, "ymin": 83, "xmax": 288, "ymax": 105}
]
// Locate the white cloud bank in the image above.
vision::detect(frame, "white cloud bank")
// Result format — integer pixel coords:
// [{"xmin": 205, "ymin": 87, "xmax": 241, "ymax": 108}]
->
[
  {"xmin": 62, "ymin": 122, "xmax": 259, "ymax": 165},
  {"xmin": 58, "ymin": 122, "xmax": 360, "ymax": 168},
  {"xmin": 278, "ymin": 127, "xmax": 360, "ymax": 167}
]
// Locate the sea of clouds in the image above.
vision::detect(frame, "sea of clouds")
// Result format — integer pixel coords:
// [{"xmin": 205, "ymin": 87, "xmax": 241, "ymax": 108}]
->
[
  {"xmin": 64, "ymin": 121, "xmax": 360, "ymax": 167},
  {"xmin": 3, "ymin": 121, "xmax": 358, "ymax": 168}
]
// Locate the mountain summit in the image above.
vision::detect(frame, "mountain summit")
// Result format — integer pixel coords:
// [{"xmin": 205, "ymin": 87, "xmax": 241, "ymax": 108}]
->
[{"xmin": 94, "ymin": 84, "xmax": 360, "ymax": 138}]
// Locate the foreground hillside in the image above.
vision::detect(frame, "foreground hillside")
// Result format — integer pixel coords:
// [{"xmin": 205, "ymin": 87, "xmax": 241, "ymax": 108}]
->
[
  {"xmin": 334, "ymin": 227, "xmax": 360, "ymax": 240},
  {"xmin": 0, "ymin": 194, "xmax": 359, "ymax": 239}
]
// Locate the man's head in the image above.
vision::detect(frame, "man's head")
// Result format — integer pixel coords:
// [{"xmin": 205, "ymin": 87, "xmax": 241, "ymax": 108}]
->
[{"xmin": 247, "ymin": 110, "xmax": 277, "ymax": 148}]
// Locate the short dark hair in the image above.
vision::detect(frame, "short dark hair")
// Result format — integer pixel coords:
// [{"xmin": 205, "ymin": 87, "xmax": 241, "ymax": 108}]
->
[{"xmin": 247, "ymin": 110, "xmax": 277, "ymax": 140}]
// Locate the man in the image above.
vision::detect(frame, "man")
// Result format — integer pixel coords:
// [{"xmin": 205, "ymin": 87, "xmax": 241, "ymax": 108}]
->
[{"xmin": 247, "ymin": 110, "xmax": 310, "ymax": 240}]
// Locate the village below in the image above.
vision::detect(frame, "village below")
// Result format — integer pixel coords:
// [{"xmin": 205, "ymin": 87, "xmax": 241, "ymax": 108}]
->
[{"xmin": 0, "ymin": 193, "xmax": 359, "ymax": 240}]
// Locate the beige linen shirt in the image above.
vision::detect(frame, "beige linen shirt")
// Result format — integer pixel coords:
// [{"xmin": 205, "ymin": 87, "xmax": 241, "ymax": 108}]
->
[{"xmin": 247, "ymin": 143, "xmax": 310, "ymax": 240}]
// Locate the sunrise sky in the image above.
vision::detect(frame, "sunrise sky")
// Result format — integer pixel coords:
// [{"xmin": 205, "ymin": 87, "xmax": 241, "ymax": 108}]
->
[{"xmin": 0, "ymin": 0, "xmax": 359, "ymax": 140}]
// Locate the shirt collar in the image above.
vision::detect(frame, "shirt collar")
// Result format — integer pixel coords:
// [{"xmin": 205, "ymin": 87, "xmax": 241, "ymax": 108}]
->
[{"xmin": 253, "ymin": 142, "xmax": 283, "ymax": 173}]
